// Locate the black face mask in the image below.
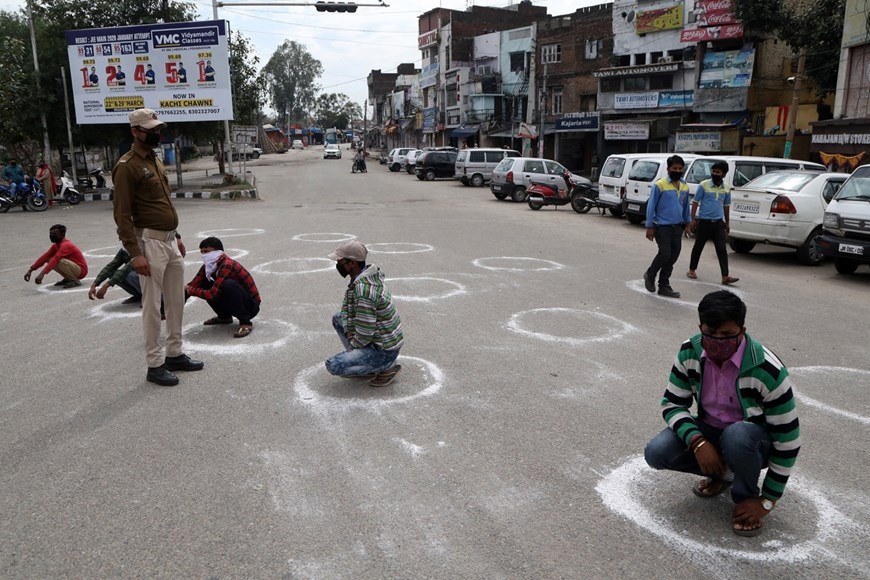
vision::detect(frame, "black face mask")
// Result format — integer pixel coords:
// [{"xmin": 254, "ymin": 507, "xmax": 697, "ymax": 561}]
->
[
  {"xmin": 140, "ymin": 131, "xmax": 161, "ymax": 147},
  {"xmin": 336, "ymin": 262, "xmax": 349, "ymax": 278},
  {"xmin": 669, "ymin": 171, "xmax": 684, "ymax": 181},
  {"xmin": 711, "ymin": 175, "xmax": 724, "ymax": 186},
  {"xmin": 49, "ymin": 233, "xmax": 61, "ymax": 244}
]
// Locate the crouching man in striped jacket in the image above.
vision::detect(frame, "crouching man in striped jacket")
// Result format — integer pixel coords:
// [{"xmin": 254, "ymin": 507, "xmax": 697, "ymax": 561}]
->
[
  {"xmin": 326, "ymin": 240, "xmax": 404, "ymax": 388},
  {"xmin": 644, "ymin": 290, "xmax": 800, "ymax": 537}
]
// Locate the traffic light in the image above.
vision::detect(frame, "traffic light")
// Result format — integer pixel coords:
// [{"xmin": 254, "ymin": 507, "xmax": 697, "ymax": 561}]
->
[{"xmin": 315, "ymin": 1, "xmax": 357, "ymax": 12}]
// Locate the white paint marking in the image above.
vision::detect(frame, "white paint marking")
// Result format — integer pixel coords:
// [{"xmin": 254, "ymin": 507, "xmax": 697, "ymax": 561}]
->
[
  {"xmin": 196, "ymin": 228, "xmax": 265, "ymax": 238},
  {"xmin": 389, "ymin": 276, "xmax": 467, "ymax": 303},
  {"xmin": 791, "ymin": 366, "xmax": 870, "ymax": 425},
  {"xmin": 472, "ymin": 256, "xmax": 565, "ymax": 272},
  {"xmin": 507, "ymin": 307, "xmax": 637, "ymax": 346},
  {"xmin": 367, "ymin": 242, "xmax": 434, "ymax": 254},
  {"xmin": 395, "ymin": 438, "xmax": 426, "ymax": 458},
  {"xmin": 36, "ymin": 276, "xmax": 95, "ymax": 294},
  {"xmin": 87, "ymin": 297, "xmax": 193, "ymax": 323},
  {"xmin": 184, "ymin": 248, "xmax": 250, "ymax": 267},
  {"xmin": 183, "ymin": 319, "xmax": 300, "ymax": 355},
  {"xmin": 291, "ymin": 232, "xmax": 356, "ymax": 243},
  {"xmin": 251, "ymin": 257, "xmax": 334, "ymax": 276},
  {"xmin": 294, "ymin": 355, "xmax": 444, "ymax": 411},
  {"xmin": 596, "ymin": 456, "xmax": 852, "ymax": 563},
  {"xmin": 83, "ymin": 245, "xmax": 121, "ymax": 259},
  {"xmin": 626, "ymin": 279, "xmax": 748, "ymax": 306}
]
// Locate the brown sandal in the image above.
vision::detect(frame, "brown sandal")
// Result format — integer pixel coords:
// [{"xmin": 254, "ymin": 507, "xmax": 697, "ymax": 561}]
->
[
  {"xmin": 234, "ymin": 325, "xmax": 253, "ymax": 338},
  {"xmin": 204, "ymin": 316, "xmax": 233, "ymax": 325},
  {"xmin": 692, "ymin": 478, "xmax": 732, "ymax": 499}
]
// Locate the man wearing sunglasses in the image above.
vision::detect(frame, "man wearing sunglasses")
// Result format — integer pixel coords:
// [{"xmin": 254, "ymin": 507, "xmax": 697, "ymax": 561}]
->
[
  {"xmin": 112, "ymin": 108, "xmax": 204, "ymax": 387},
  {"xmin": 644, "ymin": 290, "xmax": 800, "ymax": 537}
]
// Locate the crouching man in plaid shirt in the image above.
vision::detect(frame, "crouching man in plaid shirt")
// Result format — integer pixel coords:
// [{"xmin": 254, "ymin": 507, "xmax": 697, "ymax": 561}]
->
[{"xmin": 186, "ymin": 236, "xmax": 261, "ymax": 339}]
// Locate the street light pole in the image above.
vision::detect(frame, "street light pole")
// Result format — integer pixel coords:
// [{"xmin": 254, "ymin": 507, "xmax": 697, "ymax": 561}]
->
[{"xmin": 27, "ymin": 0, "xmax": 51, "ymax": 166}]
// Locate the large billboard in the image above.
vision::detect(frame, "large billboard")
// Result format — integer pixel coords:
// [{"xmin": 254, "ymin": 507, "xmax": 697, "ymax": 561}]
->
[
  {"xmin": 65, "ymin": 20, "xmax": 232, "ymax": 124},
  {"xmin": 698, "ymin": 48, "xmax": 755, "ymax": 89}
]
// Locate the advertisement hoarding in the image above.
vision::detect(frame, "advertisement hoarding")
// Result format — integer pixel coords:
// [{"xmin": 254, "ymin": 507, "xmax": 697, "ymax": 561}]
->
[
  {"xmin": 636, "ymin": 4, "xmax": 684, "ymax": 34},
  {"xmin": 680, "ymin": 23, "xmax": 744, "ymax": 43},
  {"xmin": 698, "ymin": 47, "xmax": 755, "ymax": 89},
  {"xmin": 65, "ymin": 20, "xmax": 232, "ymax": 124}
]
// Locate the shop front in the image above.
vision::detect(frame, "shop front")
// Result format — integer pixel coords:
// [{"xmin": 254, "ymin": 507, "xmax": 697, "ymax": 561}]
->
[
  {"xmin": 810, "ymin": 118, "xmax": 870, "ymax": 172},
  {"xmin": 554, "ymin": 112, "xmax": 600, "ymax": 176}
]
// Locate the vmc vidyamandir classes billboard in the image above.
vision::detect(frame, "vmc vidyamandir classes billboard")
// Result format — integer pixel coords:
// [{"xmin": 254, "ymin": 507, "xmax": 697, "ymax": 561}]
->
[{"xmin": 65, "ymin": 20, "xmax": 233, "ymax": 124}]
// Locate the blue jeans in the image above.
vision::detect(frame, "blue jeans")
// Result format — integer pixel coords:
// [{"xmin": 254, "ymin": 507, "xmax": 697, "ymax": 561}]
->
[
  {"xmin": 325, "ymin": 313, "xmax": 399, "ymax": 376},
  {"xmin": 117, "ymin": 270, "xmax": 142, "ymax": 300},
  {"xmin": 644, "ymin": 421, "xmax": 772, "ymax": 503}
]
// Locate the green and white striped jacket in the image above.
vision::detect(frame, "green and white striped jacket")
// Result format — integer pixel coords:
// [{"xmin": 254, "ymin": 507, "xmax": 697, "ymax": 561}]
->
[
  {"xmin": 661, "ymin": 333, "xmax": 801, "ymax": 501},
  {"xmin": 341, "ymin": 265, "xmax": 404, "ymax": 351}
]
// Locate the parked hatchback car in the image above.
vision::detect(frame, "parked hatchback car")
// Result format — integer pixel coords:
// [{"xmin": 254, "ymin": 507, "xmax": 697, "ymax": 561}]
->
[
  {"xmin": 388, "ymin": 148, "xmax": 415, "ymax": 172},
  {"xmin": 291, "ymin": 139, "xmax": 304, "ymax": 150},
  {"xmin": 323, "ymin": 143, "xmax": 342, "ymax": 159},
  {"xmin": 415, "ymin": 150, "xmax": 458, "ymax": 181},
  {"xmin": 490, "ymin": 157, "xmax": 571, "ymax": 202},
  {"xmin": 728, "ymin": 170, "xmax": 849, "ymax": 265},
  {"xmin": 454, "ymin": 148, "xmax": 521, "ymax": 187},
  {"xmin": 403, "ymin": 149, "xmax": 423, "ymax": 174}
]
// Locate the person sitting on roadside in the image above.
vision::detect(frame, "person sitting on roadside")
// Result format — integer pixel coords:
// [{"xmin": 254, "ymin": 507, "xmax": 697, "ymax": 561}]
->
[
  {"xmin": 24, "ymin": 224, "xmax": 88, "ymax": 288},
  {"xmin": 88, "ymin": 247, "xmax": 142, "ymax": 304},
  {"xmin": 186, "ymin": 237, "xmax": 261, "ymax": 338}
]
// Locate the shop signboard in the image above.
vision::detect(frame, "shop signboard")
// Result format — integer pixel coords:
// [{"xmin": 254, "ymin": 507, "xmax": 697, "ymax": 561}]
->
[
  {"xmin": 604, "ymin": 122, "xmax": 650, "ymax": 140},
  {"xmin": 555, "ymin": 112, "xmax": 600, "ymax": 132},
  {"xmin": 675, "ymin": 131, "xmax": 722, "ymax": 152},
  {"xmin": 615, "ymin": 92, "xmax": 659, "ymax": 109}
]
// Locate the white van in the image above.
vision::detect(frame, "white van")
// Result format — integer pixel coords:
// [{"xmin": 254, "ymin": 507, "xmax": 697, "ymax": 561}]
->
[
  {"xmin": 820, "ymin": 164, "xmax": 870, "ymax": 274},
  {"xmin": 622, "ymin": 154, "xmax": 702, "ymax": 224},
  {"xmin": 454, "ymin": 148, "xmax": 521, "ymax": 187},
  {"xmin": 598, "ymin": 153, "xmax": 677, "ymax": 217},
  {"xmin": 684, "ymin": 155, "xmax": 826, "ymax": 191}
]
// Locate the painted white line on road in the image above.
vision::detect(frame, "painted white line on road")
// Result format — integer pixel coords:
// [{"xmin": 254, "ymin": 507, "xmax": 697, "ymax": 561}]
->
[
  {"xmin": 507, "ymin": 307, "xmax": 637, "ymax": 346},
  {"xmin": 596, "ymin": 455, "xmax": 852, "ymax": 564},
  {"xmin": 791, "ymin": 366, "xmax": 870, "ymax": 425},
  {"xmin": 472, "ymin": 256, "xmax": 565, "ymax": 272},
  {"xmin": 83, "ymin": 246, "xmax": 121, "ymax": 259},
  {"xmin": 196, "ymin": 228, "xmax": 265, "ymax": 238},
  {"xmin": 182, "ymin": 319, "xmax": 300, "ymax": 355},
  {"xmin": 87, "ymin": 297, "xmax": 193, "ymax": 323},
  {"xmin": 626, "ymin": 279, "xmax": 748, "ymax": 307},
  {"xmin": 292, "ymin": 232, "xmax": 356, "ymax": 243},
  {"xmin": 36, "ymin": 276, "xmax": 95, "ymax": 294},
  {"xmin": 251, "ymin": 257, "xmax": 334, "ymax": 276},
  {"xmin": 294, "ymin": 355, "xmax": 444, "ymax": 412},
  {"xmin": 394, "ymin": 438, "xmax": 426, "ymax": 458},
  {"xmin": 389, "ymin": 277, "xmax": 467, "ymax": 303},
  {"xmin": 367, "ymin": 243, "xmax": 434, "ymax": 254}
]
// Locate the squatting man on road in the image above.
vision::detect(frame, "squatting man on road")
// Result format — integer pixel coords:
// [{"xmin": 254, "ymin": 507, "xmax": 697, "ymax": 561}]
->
[
  {"xmin": 24, "ymin": 224, "xmax": 89, "ymax": 288},
  {"xmin": 644, "ymin": 290, "xmax": 801, "ymax": 537},
  {"xmin": 325, "ymin": 240, "xmax": 404, "ymax": 388}
]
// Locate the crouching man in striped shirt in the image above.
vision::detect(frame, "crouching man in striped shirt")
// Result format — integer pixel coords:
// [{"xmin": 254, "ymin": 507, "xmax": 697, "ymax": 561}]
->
[
  {"xmin": 326, "ymin": 240, "xmax": 404, "ymax": 387},
  {"xmin": 644, "ymin": 290, "xmax": 800, "ymax": 537}
]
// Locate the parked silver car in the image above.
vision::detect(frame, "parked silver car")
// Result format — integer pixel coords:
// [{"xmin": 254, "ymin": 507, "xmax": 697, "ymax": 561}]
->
[{"xmin": 489, "ymin": 157, "xmax": 572, "ymax": 202}]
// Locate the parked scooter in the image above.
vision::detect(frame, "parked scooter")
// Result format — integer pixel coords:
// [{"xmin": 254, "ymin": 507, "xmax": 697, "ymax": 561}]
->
[
  {"xmin": 54, "ymin": 171, "xmax": 82, "ymax": 205},
  {"xmin": 0, "ymin": 176, "xmax": 49, "ymax": 212},
  {"xmin": 527, "ymin": 170, "xmax": 594, "ymax": 212},
  {"xmin": 77, "ymin": 168, "xmax": 107, "ymax": 190}
]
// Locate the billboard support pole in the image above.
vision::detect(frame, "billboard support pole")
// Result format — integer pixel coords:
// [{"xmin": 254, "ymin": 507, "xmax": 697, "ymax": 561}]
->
[
  {"xmin": 213, "ymin": 0, "xmax": 234, "ymax": 176},
  {"xmin": 27, "ymin": 0, "xmax": 52, "ymax": 167},
  {"xmin": 60, "ymin": 66, "xmax": 78, "ymax": 182}
]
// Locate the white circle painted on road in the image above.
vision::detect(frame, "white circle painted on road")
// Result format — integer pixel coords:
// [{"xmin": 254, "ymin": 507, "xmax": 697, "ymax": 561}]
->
[
  {"xmin": 625, "ymin": 279, "xmax": 747, "ymax": 307},
  {"xmin": 791, "ymin": 366, "xmax": 870, "ymax": 425},
  {"xmin": 292, "ymin": 232, "xmax": 356, "ymax": 243},
  {"xmin": 36, "ymin": 276, "xmax": 95, "ymax": 294},
  {"xmin": 83, "ymin": 246, "xmax": 122, "ymax": 259},
  {"xmin": 389, "ymin": 277, "xmax": 467, "ymax": 303},
  {"xmin": 184, "ymin": 248, "xmax": 250, "ymax": 267},
  {"xmin": 183, "ymin": 319, "xmax": 300, "ymax": 355},
  {"xmin": 507, "ymin": 308, "xmax": 637, "ymax": 346},
  {"xmin": 87, "ymin": 297, "xmax": 193, "ymax": 322},
  {"xmin": 251, "ymin": 258, "xmax": 334, "ymax": 276},
  {"xmin": 367, "ymin": 242, "xmax": 434, "ymax": 254},
  {"xmin": 294, "ymin": 355, "xmax": 444, "ymax": 411},
  {"xmin": 197, "ymin": 228, "xmax": 265, "ymax": 238},
  {"xmin": 596, "ymin": 455, "xmax": 851, "ymax": 564},
  {"xmin": 472, "ymin": 257, "xmax": 565, "ymax": 272}
]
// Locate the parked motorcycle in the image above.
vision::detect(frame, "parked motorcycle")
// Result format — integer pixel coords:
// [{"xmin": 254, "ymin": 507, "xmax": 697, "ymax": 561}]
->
[
  {"xmin": 55, "ymin": 171, "xmax": 82, "ymax": 205},
  {"xmin": 0, "ymin": 176, "xmax": 49, "ymax": 212},
  {"xmin": 527, "ymin": 170, "xmax": 594, "ymax": 212},
  {"xmin": 77, "ymin": 168, "xmax": 107, "ymax": 190},
  {"xmin": 569, "ymin": 182, "xmax": 607, "ymax": 215}
]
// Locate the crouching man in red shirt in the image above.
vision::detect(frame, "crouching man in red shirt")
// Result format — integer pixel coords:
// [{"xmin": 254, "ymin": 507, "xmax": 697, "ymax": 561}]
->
[{"xmin": 24, "ymin": 224, "xmax": 89, "ymax": 288}]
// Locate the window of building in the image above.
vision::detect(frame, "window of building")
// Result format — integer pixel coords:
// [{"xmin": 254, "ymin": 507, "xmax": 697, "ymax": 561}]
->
[
  {"xmin": 624, "ymin": 77, "xmax": 645, "ymax": 91},
  {"xmin": 649, "ymin": 75, "xmax": 673, "ymax": 90},
  {"xmin": 615, "ymin": 55, "xmax": 631, "ymax": 67},
  {"xmin": 585, "ymin": 39, "xmax": 603, "ymax": 60},
  {"xmin": 650, "ymin": 51, "xmax": 663, "ymax": 64},
  {"xmin": 542, "ymin": 44, "xmax": 562, "ymax": 64},
  {"xmin": 510, "ymin": 51, "xmax": 526, "ymax": 73},
  {"xmin": 446, "ymin": 84, "xmax": 457, "ymax": 106},
  {"xmin": 600, "ymin": 78, "xmax": 620, "ymax": 92},
  {"xmin": 552, "ymin": 87, "xmax": 563, "ymax": 114},
  {"xmin": 634, "ymin": 53, "xmax": 647, "ymax": 65}
]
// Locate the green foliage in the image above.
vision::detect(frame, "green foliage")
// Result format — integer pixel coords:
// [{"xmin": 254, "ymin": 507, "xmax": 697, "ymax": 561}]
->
[
  {"xmin": 0, "ymin": 12, "xmax": 43, "ymax": 151},
  {"xmin": 229, "ymin": 32, "xmax": 266, "ymax": 125},
  {"xmin": 313, "ymin": 93, "xmax": 361, "ymax": 129},
  {"xmin": 261, "ymin": 40, "xmax": 323, "ymax": 123}
]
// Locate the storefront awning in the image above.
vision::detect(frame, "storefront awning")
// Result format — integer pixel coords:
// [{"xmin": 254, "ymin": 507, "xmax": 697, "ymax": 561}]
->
[
  {"xmin": 401, "ymin": 118, "xmax": 415, "ymax": 130},
  {"xmin": 450, "ymin": 124, "xmax": 480, "ymax": 138}
]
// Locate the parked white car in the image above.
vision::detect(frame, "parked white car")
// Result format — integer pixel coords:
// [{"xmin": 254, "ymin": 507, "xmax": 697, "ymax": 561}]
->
[
  {"xmin": 388, "ymin": 148, "xmax": 415, "ymax": 172},
  {"xmin": 728, "ymin": 170, "xmax": 849, "ymax": 265},
  {"xmin": 490, "ymin": 157, "xmax": 572, "ymax": 202},
  {"xmin": 291, "ymin": 139, "xmax": 305, "ymax": 150},
  {"xmin": 403, "ymin": 149, "xmax": 423, "ymax": 174}
]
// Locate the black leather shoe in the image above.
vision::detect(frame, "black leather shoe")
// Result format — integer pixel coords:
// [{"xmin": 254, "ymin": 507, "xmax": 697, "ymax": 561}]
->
[
  {"xmin": 643, "ymin": 271, "xmax": 656, "ymax": 293},
  {"xmin": 147, "ymin": 365, "xmax": 179, "ymax": 386},
  {"xmin": 658, "ymin": 286, "xmax": 681, "ymax": 298},
  {"xmin": 165, "ymin": 353, "xmax": 204, "ymax": 372}
]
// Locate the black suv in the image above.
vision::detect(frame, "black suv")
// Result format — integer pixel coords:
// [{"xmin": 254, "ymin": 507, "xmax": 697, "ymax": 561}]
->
[{"xmin": 415, "ymin": 151, "xmax": 458, "ymax": 181}]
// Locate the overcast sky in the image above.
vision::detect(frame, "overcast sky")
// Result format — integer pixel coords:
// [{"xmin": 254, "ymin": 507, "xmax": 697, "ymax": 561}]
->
[{"xmin": 4, "ymin": 0, "xmax": 608, "ymax": 114}]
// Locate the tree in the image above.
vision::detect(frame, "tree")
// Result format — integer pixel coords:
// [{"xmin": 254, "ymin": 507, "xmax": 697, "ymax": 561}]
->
[
  {"xmin": 229, "ymin": 32, "xmax": 266, "ymax": 126},
  {"xmin": 734, "ymin": 0, "xmax": 846, "ymax": 96},
  {"xmin": 261, "ymin": 40, "xmax": 322, "ymax": 124},
  {"xmin": 0, "ymin": 12, "xmax": 43, "ymax": 162},
  {"xmin": 313, "ymin": 92, "xmax": 361, "ymax": 129}
]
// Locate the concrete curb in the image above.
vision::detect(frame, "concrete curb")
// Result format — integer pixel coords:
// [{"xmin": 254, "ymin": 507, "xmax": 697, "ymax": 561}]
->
[{"xmin": 81, "ymin": 189, "xmax": 260, "ymax": 201}]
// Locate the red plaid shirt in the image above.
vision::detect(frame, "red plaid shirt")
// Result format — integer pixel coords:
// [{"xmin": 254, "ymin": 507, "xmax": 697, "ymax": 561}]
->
[{"xmin": 188, "ymin": 254, "xmax": 261, "ymax": 304}]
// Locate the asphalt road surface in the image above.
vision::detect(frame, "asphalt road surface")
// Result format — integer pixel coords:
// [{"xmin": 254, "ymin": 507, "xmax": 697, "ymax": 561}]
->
[{"xmin": 2, "ymin": 148, "xmax": 869, "ymax": 579}]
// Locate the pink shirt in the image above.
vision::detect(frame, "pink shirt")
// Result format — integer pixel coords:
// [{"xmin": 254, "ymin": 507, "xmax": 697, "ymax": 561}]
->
[{"xmin": 700, "ymin": 338, "xmax": 747, "ymax": 429}]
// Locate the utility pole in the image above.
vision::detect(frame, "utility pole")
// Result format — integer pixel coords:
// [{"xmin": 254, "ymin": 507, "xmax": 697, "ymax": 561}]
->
[
  {"xmin": 212, "ymin": 0, "xmax": 234, "ymax": 175},
  {"xmin": 525, "ymin": 29, "xmax": 537, "ymax": 157},
  {"xmin": 363, "ymin": 99, "xmax": 367, "ymax": 150},
  {"xmin": 60, "ymin": 67, "xmax": 78, "ymax": 181},
  {"xmin": 27, "ymin": 0, "xmax": 51, "ymax": 166},
  {"xmin": 538, "ymin": 60, "xmax": 547, "ymax": 159},
  {"xmin": 783, "ymin": 47, "xmax": 807, "ymax": 159}
]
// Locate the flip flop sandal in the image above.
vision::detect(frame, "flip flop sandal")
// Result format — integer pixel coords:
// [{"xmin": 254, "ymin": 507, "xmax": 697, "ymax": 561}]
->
[
  {"xmin": 733, "ymin": 521, "xmax": 764, "ymax": 537},
  {"xmin": 722, "ymin": 276, "xmax": 740, "ymax": 285},
  {"xmin": 233, "ymin": 325, "xmax": 253, "ymax": 338},
  {"xmin": 686, "ymin": 271, "xmax": 698, "ymax": 279},
  {"xmin": 692, "ymin": 478, "xmax": 732, "ymax": 499},
  {"xmin": 204, "ymin": 317, "xmax": 234, "ymax": 325},
  {"xmin": 369, "ymin": 364, "xmax": 402, "ymax": 387}
]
